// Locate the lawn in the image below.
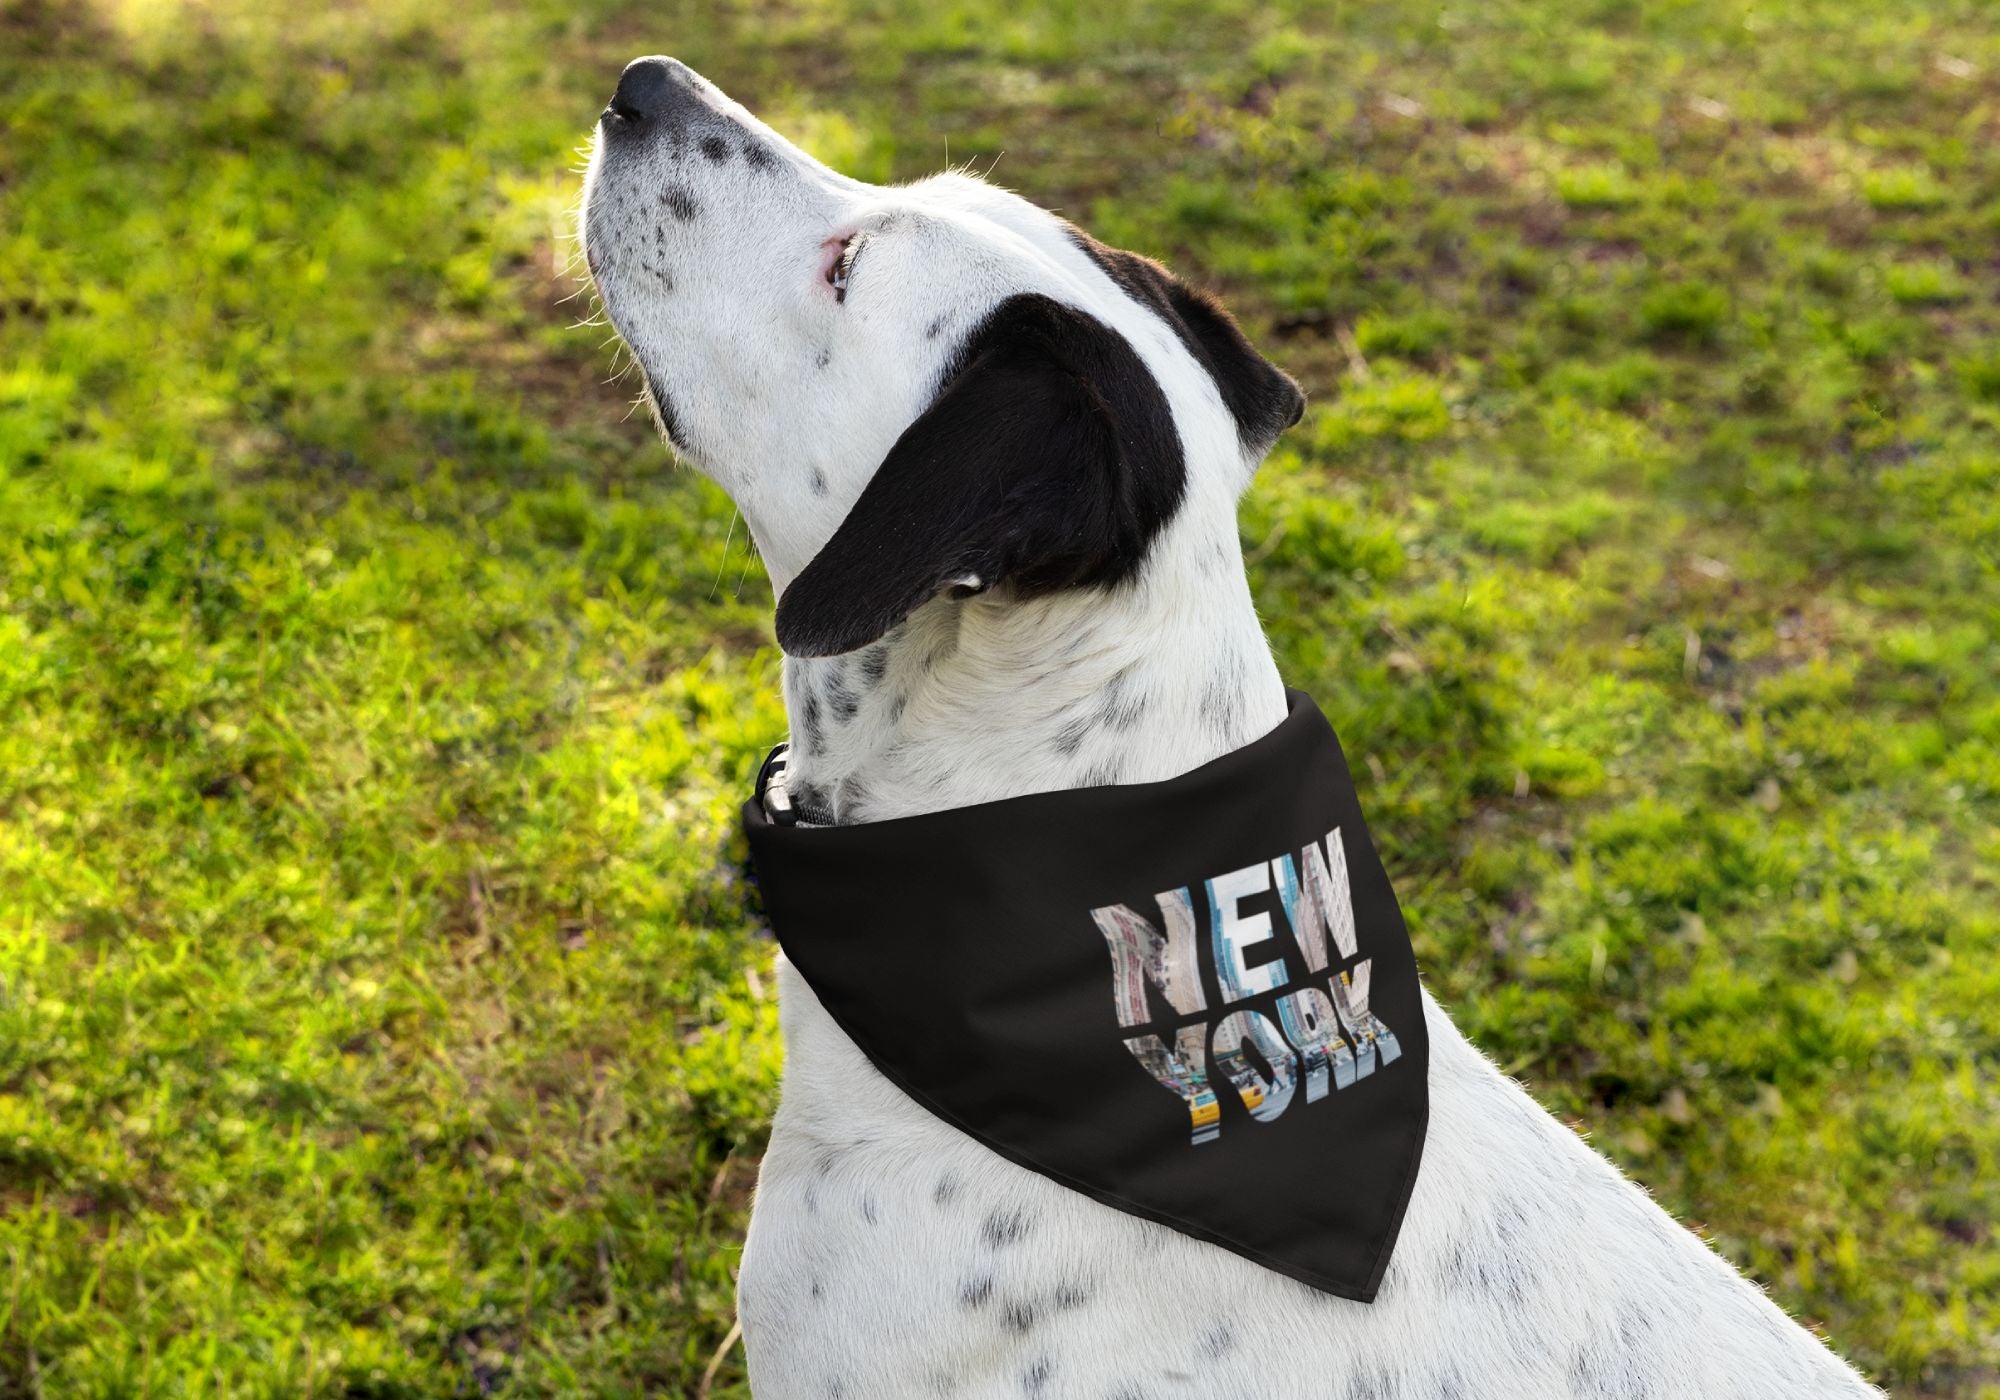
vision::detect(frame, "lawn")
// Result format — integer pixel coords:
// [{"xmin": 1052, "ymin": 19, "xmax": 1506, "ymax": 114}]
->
[{"xmin": 2, "ymin": 0, "xmax": 1996, "ymax": 1393}]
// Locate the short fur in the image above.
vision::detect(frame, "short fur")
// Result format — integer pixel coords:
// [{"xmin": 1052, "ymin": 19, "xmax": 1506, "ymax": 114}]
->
[{"xmin": 581, "ymin": 55, "xmax": 1879, "ymax": 1400}]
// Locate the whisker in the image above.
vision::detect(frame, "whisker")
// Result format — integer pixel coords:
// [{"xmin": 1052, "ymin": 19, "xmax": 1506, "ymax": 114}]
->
[{"xmin": 709, "ymin": 509, "xmax": 740, "ymax": 602}]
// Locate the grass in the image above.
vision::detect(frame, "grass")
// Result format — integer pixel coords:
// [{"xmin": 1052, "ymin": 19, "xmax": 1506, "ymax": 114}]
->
[{"xmin": 2, "ymin": 0, "xmax": 1996, "ymax": 1393}]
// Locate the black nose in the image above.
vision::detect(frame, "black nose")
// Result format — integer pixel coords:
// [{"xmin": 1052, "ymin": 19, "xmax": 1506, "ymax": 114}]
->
[{"xmin": 605, "ymin": 55, "xmax": 703, "ymax": 127}]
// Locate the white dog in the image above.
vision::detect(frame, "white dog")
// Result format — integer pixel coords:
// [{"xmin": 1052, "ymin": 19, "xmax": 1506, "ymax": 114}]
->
[{"xmin": 580, "ymin": 55, "xmax": 1879, "ymax": 1400}]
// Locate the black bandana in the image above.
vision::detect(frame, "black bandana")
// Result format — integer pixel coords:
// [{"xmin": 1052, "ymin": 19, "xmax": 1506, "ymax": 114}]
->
[{"xmin": 742, "ymin": 690, "xmax": 1428, "ymax": 1302}]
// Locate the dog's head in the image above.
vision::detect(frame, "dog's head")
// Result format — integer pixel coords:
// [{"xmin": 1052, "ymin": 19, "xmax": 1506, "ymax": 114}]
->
[{"xmin": 580, "ymin": 56, "xmax": 1303, "ymax": 658}]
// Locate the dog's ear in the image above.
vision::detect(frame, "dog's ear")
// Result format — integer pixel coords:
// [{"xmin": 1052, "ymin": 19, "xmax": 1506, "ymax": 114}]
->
[
  {"xmin": 774, "ymin": 293, "xmax": 1185, "ymax": 658},
  {"xmin": 1065, "ymin": 227, "xmax": 1305, "ymax": 457}
]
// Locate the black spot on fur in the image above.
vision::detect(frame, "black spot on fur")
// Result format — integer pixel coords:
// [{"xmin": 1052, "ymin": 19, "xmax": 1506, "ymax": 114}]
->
[
  {"xmin": 810, "ymin": 467, "xmax": 829, "ymax": 497},
  {"xmin": 773, "ymin": 294, "xmax": 1188, "ymax": 658},
  {"xmin": 982, "ymin": 1208, "xmax": 1033, "ymax": 1248},
  {"xmin": 1441, "ymin": 1200, "xmax": 1536, "ymax": 1304},
  {"xmin": 1565, "ymin": 1307, "xmax": 1659, "ymax": 1400},
  {"xmin": 960, "ymin": 1275, "xmax": 994, "ymax": 1309},
  {"xmin": 743, "ymin": 140, "xmax": 776, "ymax": 171},
  {"xmin": 1001, "ymin": 1299, "xmax": 1037, "ymax": 1335},
  {"xmin": 810, "ymin": 1277, "xmax": 824, "ymax": 1301},
  {"xmin": 815, "ymin": 347, "xmax": 832, "ymax": 370},
  {"xmin": 1053, "ymin": 1280, "xmax": 1091, "ymax": 1312},
  {"xmin": 699, "ymin": 134, "xmax": 731, "ymax": 163},
  {"xmin": 1198, "ymin": 670, "xmax": 1239, "ymax": 733},
  {"xmin": 1346, "ymin": 1370, "xmax": 1398, "ymax": 1400},
  {"xmin": 1424, "ymin": 1369, "xmax": 1470, "ymax": 1400},
  {"xmin": 800, "ymin": 692, "xmax": 825, "ymax": 754},
  {"xmin": 1066, "ymin": 224, "xmax": 1304, "ymax": 454},
  {"xmin": 1053, "ymin": 715, "xmax": 1092, "ymax": 758},
  {"xmin": 1022, "ymin": 1356, "xmax": 1054, "ymax": 1395},
  {"xmin": 888, "ymin": 692, "xmax": 908, "ymax": 724},
  {"xmin": 826, "ymin": 669, "xmax": 860, "ymax": 723},
  {"xmin": 834, "ymin": 774, "xmax": 869, "ymax": 820},
  {"xmin": 1081, "ymin": 758, "xmax": 1123, "ymax": 787},
  {"xmin": 933, "ymin": 1172, "xmax": 961, "ymax": 1206},
  {"xmin": 1093, "ymin": 666, "xmax": 1147, "ymax": 731},
  {"xmin": 862, "ymin": 1194, "xmax": 879, "ymax": 1226},
  {"xmin": 859, "ymin": 646, "xmax": 889, "ymax": 687},
  {"xmin": 926, "ymin": 316, "xmax": 947, "ymax": 339},
  {"xmin": 1196, "ymin": 1322, "xmax": 1236, "ymax": 1361},
  {"xmin": 661, "ymin": 184, "xmax": 699, "ymax": 221}
]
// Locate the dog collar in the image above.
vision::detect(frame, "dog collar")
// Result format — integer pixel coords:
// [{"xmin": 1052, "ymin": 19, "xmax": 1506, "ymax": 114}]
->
[{"xmin": 743, "ymin": 689, "xmax": 1429, "ymax": 1301}]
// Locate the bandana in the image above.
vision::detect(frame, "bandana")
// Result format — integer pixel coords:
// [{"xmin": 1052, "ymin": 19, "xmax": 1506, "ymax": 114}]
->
[{"xmin": 742, "ymin": 689, "xmax": 1428, "ymax": 1302}]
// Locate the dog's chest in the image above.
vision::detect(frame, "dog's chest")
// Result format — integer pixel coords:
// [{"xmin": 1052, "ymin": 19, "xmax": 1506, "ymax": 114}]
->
[
  {"xmin": 732, "ymin": 964, "xmax": 1872, "ymax": 1400},
  {"xmin": 737, "ymin": 963, "xmax": 1302, "ymax": 1400},
  {"xmin": 735, "ymin": 964, "xmax": 1878, "ymax": 1400}
]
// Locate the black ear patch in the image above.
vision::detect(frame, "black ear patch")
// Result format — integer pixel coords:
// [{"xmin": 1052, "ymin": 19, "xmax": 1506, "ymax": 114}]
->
[
  {"xmin": 1066, "ymin": 226, "xmax": 1305, "ymax": 455},
  {"xmin": 773, "ymin": 294, "xmax": 1185, "ymax": 658}
]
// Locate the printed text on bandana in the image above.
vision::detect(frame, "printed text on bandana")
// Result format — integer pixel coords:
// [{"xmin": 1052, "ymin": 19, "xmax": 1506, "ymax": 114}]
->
[{"xmin": 1091, "ymin": 827, "xmax": 1404, "ymax": 1144}]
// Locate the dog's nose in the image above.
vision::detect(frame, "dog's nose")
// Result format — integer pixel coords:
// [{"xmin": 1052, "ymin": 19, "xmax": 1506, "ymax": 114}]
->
[{"xmin": 605, "ymin": 55, "xmax": 704, "ymax": 128}]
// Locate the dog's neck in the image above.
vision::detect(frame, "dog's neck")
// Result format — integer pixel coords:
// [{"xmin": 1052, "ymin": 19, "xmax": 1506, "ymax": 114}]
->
[{"xmin": 776, "ymin": 511, "xmax": 1286, "ymax": 824}]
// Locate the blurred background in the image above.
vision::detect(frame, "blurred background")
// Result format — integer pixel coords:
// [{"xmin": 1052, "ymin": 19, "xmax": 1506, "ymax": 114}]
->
[{"xmin": 3, "ymin": 0, "xmax": 1997, "ymax": 1393}]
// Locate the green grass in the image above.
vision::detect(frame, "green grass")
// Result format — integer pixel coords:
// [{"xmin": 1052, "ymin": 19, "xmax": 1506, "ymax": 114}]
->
[{"xmin": 2, "ymin": 0, "xmax": 1997, "ymax": 1394}]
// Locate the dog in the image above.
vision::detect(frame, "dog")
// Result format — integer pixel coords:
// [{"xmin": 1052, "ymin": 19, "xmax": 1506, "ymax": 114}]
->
[{"xmin": 579, "ymin": 55, "xmax": 1880, "ymax": 1400}]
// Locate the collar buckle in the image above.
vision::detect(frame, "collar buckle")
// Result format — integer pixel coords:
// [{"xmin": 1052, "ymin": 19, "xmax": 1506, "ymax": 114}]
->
[{"xmin": 756, "ymin": 742, "xmax": 799, "ymax": 826}]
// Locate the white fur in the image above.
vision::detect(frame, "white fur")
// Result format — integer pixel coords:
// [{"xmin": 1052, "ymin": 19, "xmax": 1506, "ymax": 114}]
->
[{"xmin": 581, "ymin": 58, "xmax": 1879, "ymax": 1399}]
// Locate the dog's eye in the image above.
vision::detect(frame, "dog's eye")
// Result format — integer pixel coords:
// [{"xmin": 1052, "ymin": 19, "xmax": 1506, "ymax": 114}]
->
[{"xmin": 829, "ymin": 235, "xmax": 864, "ymax": 303}]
